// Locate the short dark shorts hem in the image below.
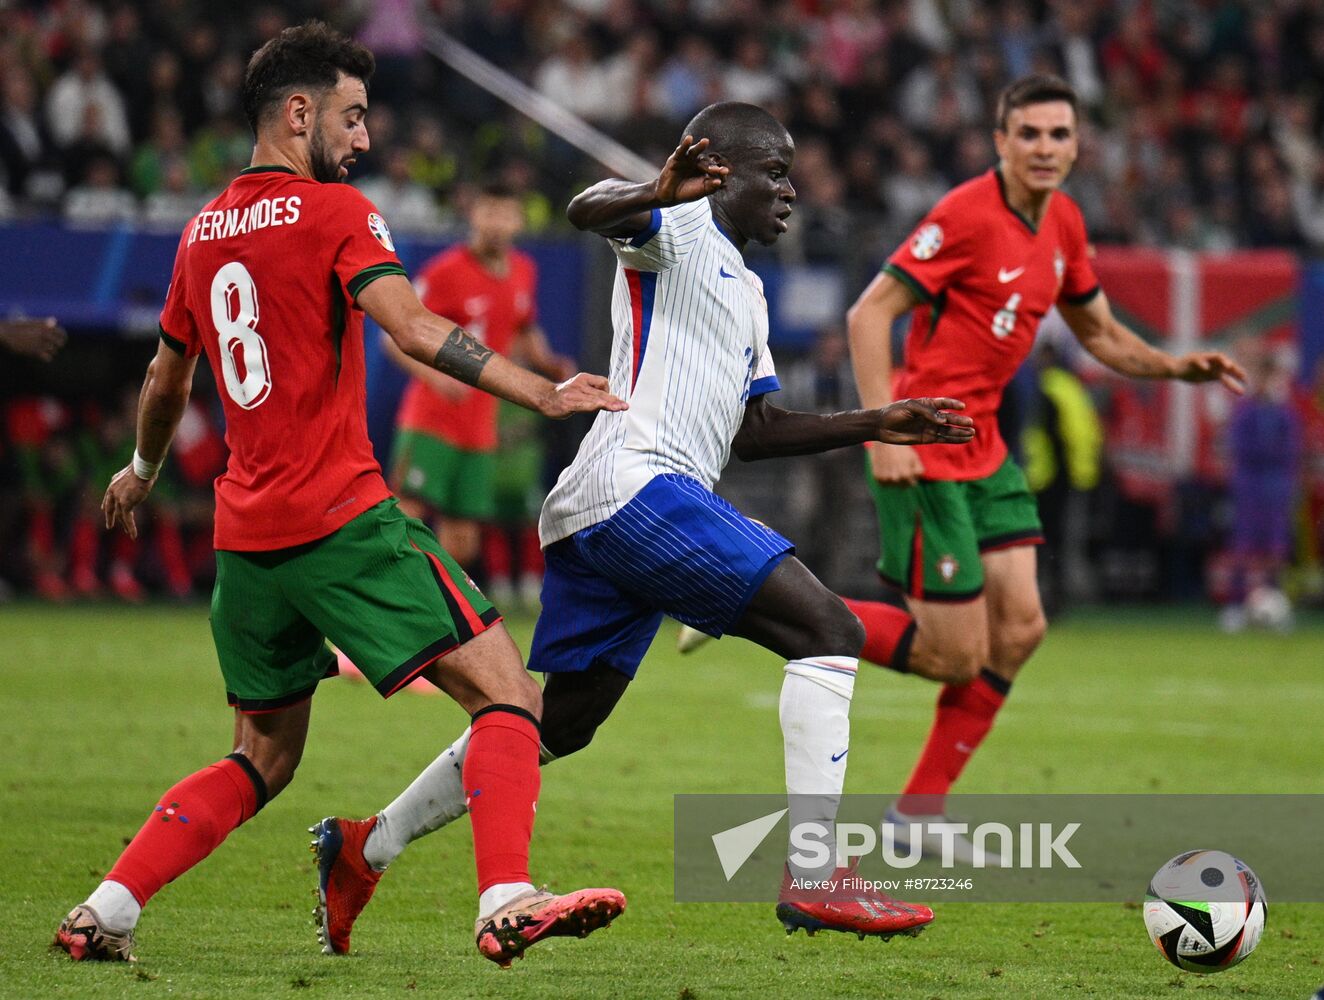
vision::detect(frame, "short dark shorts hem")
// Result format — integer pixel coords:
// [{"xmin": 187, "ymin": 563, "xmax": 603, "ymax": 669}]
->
[
  {"xmin": 978, "ymin": 530, "xmax": 1045, "ymax": 553},
  {"xmin": 877, "ymin": 570, "xmax": 984, "ymax": 604},
  {"xmin": 375, "ymin": 609, "xmax": 503, "ymax": 698},
  {"xmin": 704, "ymin": 547, "xmax": 793, "ymax": 638},
  {"xmin": 227, "ymin": 684, "xmax": 321, "ymax": 714}
]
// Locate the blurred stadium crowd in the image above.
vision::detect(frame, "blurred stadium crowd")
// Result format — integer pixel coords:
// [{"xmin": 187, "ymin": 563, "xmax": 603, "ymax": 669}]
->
[
  {"xmin": 1, "ymin": 0, "xmax": 1322, "ymax": 252},
  {"xmin": 2, "ymin": 0, "xmax": 1324, "ymax": 608}
]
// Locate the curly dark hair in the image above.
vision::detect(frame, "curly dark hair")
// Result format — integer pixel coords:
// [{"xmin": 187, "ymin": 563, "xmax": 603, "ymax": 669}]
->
[
  {"xmin": 241, "ymin": 20, "xmax": 375, "ymax": 135},
  {"xmin": 995, "ymin": 74, "xmax": 1079, "ymax": 131}
]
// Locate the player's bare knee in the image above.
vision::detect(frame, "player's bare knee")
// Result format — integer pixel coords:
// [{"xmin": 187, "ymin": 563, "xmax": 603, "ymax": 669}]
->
[
  {"xmin": 924, "ymin": 636, "xmax": 985, "ymax": 685},
  {"xmin": 993, "ymin": 611, "xmax": 1046, "ymax": 670},
  {"xmin": 810, "ymin": 598, "xmax": 863, "ymax": 662},
  {"xmin": 243, "ymin": 747, "xmax": 301, "ymax": 799}
]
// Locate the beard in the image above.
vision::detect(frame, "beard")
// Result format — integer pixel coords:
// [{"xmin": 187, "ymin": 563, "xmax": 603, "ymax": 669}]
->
[{"xmin": 309, "ymin": 124, "xmax": 344, "ymax": 183}]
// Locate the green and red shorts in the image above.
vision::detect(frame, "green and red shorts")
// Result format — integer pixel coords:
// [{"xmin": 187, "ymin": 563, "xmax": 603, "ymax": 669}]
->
[
  {"xmin": 866, "ymin": 454, "xmax": 1043, "ymax": 602},
  {"xmin": 210, "ymin": 498, "xmax": 499, "ymax": 712},
  {"xmin": 390, "ymin": 429, "xmax": 496, "ymax": 520}
]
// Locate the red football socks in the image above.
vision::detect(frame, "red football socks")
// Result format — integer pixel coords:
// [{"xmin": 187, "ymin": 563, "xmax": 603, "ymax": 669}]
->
[
  {"xmin": 464, "ymin": 706, "xmax": 541, "ymax": 892},
  {"xmin": 482, "ymin": 528, "xmax": 513, "ymax": 581},
  {"xmin": 518, "ymin": 527, "xmax": 544, "ymax": 576},
  {"xmin": 107, "ymin": 755, "xmax": 263, "ymax": 906},
  {"xmin": 898, "ymin": 669, "xmax": 1009, "ymax": 815},
  {"xmin": 841, "ymin": 597, "xmax": 916, "ymax": 672}
]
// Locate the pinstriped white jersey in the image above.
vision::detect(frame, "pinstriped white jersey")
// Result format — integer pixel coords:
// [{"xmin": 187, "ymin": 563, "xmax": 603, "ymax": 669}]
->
[{"xmin": 540, "ymin": 197, "xmax": 781, "ymax": 545}]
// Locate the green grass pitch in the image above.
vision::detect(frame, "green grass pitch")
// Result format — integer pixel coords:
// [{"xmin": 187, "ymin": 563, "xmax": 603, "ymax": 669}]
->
[{"xmin": 2, "ymin": 603, "xmax": 1322, "ymax": 999}]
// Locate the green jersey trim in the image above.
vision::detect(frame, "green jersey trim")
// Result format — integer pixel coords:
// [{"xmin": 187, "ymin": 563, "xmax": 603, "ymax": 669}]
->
[
  {"xmin": 994, "ymin": 167, "xmax": 1039, "ymax": 235},
  {"xmin": 347, "ymin": 262, "xmax": 407, "ymax": 302},
  {"xmin": 883, "ymin": 263, "xmax": 935, "ymax": 305},
  {"xmin": 239, "ymin": 165, "xmax": 298, "ymax": 176}
]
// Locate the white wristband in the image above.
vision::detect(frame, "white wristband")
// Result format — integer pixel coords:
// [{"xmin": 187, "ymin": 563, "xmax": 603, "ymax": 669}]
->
[{"xmin": 132, "ymin": 450, "xmax": 163, "ymax": 481}]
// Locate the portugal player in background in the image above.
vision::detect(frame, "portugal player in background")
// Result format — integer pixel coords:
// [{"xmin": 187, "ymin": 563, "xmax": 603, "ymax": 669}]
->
[
  {"xmin": 54, "ymin": 21, "xmax": 626, "ymax": 968},
  {"xmin": 842, "ymin": 75, "xmax": 1245, "ymax": 853},
  {"xmin": 385, "ymin": 183, "xmax": 573, "ymax": 570}
]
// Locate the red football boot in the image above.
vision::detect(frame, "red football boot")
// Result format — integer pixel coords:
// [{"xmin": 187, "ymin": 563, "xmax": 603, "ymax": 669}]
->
[
  {"xmin": 475, "ymin": 887, "xmax": 626, "ymax": 968},
  {"xmin": 309, "ymin": 816, "xmax": 383, "ymax": 955},
  {"xmin": 776, "ymin": 865, "xmax": 934, "ymax": 940}
]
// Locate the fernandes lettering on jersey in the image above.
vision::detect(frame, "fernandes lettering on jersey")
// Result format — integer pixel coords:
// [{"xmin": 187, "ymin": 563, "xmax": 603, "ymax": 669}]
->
[{"xmin": 189, "ymin": 196, "xmax": 301, "ymax": 244}]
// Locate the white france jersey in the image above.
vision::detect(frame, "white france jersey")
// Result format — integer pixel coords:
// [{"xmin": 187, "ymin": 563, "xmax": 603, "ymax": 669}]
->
[{"xmin": 540, "ymin": 197, "xmax": 780, "ymax": 545}]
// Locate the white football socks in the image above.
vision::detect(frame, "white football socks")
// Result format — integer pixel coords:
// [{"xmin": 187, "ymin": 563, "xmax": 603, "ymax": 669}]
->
[
  {"xmin": 363, "ymin": 728, "xmax": 472, "ymax": 871},
  {"xmin": 362, "ymin": 728, "xmax": 560, "ymax": 872},
  {"xmin": 478, "ymin": 881, "xmax": 538, "ymax": 919},
  {"xmin": 84, "ymin": 879, "xmax": 141, "ymax": 932},
  {"xmin": 780, "ymin": 656, "xmax": 858, "ymax": 879}
]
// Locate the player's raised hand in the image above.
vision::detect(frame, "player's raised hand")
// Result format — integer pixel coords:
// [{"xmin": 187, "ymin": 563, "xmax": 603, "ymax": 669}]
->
[
  {"xmin": 102, "ymin": 465, "xmax": 156, "ymax": 539},
  {"xmin": 1174, "ymin": 351, "xmax": 1247, "ymax": 394},
  {"xmin": 876, "ymin": 397, "xmax": 975, "ymax": 446},
  {"xmin": 654, "ymin": 136, "xmax": 729, "ymax": 205},
  {"xmin": 540, "ymin": 373, "xmax": 628, "ymax": 420},
  {"xmin": 0, "ymin": 317, "xmax": 67, "ymax": 361}
]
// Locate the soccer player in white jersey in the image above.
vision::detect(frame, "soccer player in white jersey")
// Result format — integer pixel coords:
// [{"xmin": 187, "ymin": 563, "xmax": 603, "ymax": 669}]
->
[{"xmin": 311, "ymin": 103, "xmax": 974, "ymax": 946}]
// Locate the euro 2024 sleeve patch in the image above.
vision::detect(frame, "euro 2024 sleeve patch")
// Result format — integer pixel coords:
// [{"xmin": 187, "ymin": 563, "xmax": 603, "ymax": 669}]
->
[
  {"xmin": 910, "ymin": 222, "xmax": 943, "ymax": 260},
  {"xmin": 367, "ymin": 212, "xmax": 395, "ymax": 252}
]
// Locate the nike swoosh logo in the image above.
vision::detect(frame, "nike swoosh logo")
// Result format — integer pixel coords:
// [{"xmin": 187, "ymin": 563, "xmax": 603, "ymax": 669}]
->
[
  {"xmin": 997, "ymin": 266, "xmax": 1025, "ymax": 283},
  {"xmin": 719, "ymin": 266, "xmax": 738, "ymax": 279},
  {"xmin": 831, "ymin": 749, "xmax": 848, "ymax": 762},
  {"xmin": 955, "ymin": 741, "xmax": 974, "ymax": 754}
]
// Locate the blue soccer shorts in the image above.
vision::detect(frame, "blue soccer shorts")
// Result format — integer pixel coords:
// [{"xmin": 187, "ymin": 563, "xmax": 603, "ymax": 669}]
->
[{"xmin": 529, "ymin": 473, "xmax": 794, "ymax": 679}]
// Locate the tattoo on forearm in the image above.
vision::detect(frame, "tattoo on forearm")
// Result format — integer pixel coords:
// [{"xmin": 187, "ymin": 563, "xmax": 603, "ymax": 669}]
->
[{"xmin": 432, "ymin": 326, "xmax": 494, "ymax": 386}]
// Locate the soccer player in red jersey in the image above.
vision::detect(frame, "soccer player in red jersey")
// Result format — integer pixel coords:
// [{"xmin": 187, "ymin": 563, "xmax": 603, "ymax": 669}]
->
[
  {"xmin": 386, "ymin": 182, "xmax": 573, "ymax": 569},
  {"xmin": 840, "ymin": 75, "xmax": 1245, "ymax": 856},
  {"xmin": 53, "ymin": 22, "xmax": 626, "ymax": 968}
]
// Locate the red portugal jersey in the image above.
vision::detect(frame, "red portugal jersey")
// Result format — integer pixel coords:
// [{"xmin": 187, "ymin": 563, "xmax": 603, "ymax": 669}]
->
[
  {"xmin": 158, "ymin": 166, "xmax": 407, "ymax": 550},
  {"xmin": 395, "ymin": 246, "xmax": 537, "ymax": 452},
  {"xmin": 885, "ymin": 169, "xmax": 1100, "ymax": 480}
]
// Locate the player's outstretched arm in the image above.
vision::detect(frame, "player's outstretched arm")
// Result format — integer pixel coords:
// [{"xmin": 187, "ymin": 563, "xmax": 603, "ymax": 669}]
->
[
  {"xmin": 732, "ymin": 396, "xmax": 972, "ymax": 462},
  {"xmin": 565, "ymin": 136, "xmax": 728, "ymax": 238},
  {"xmin": 103, "ymin": 341, "xmax": 198, "ymax": 538},
  {"xmin": 361, "ymin": 274, "xmax": 626, "ymax": 419},
  {"xmin": 378, "ymin": 329, "xmax": 468, "ymax": 401},
  {"xmin": 1059, "ymin": 290, "xmax": 1246, "ymax": 393}
]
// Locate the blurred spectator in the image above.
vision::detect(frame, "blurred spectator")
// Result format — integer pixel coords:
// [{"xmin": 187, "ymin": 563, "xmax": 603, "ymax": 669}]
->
[
  {"xmin": 406, "ymin": 115, "xmax": 460, "ymax": 197},
  {"xmin": 142, "ymin": 156, "xmax": 206, "ymax": 229},
  {"xmin": 0, "ymin": 67, "xmax": 55, "ymax": 200},
  {"xmin": 722, "ymin": 34, "xmax": 785, "ymax": 107},
  {"xmin": 598, "ymin": 29, "xmax": 664, "ymax": 124},
  {"xmin": 898, "ymin": 51, "xmax": 981, "ymax": 131},
  {"xmin": 354, "ymin": 0, "xmax": 424, "ymax": 107},
  {"xmin": 130, "ymin": 108, "xmax": 189, "ymax": 198},
  {"xmin": 45, "ymin": 47, "xmax": 130, "ymax": 156},
  {"xmin": 63, "ymin": 153, "xmax": 136, "ymax": 225},
  {"xmin": 535, "ymin": 34, "xmax": 611, "ymax": 122},
  {"xmin": 881, "ymin": 138, "xmax": 947, "ymax": 238},
  {"xmin": 357, "ymin": 147, "xmax": 448, "ymax": 235},
  {"xmin": 1041, "ymin": 0, "xmax": 1105, "ymax": 110},
  {"xmin": 656, "ymin": 34, "xmax": 720, "ymax": 121}
]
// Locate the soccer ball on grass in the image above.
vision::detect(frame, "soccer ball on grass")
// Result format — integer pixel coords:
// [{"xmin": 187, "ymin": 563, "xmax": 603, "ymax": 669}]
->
[{"xmin": 1143, "ymin": 850, "xmax": 1266, "ymax": 974}]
